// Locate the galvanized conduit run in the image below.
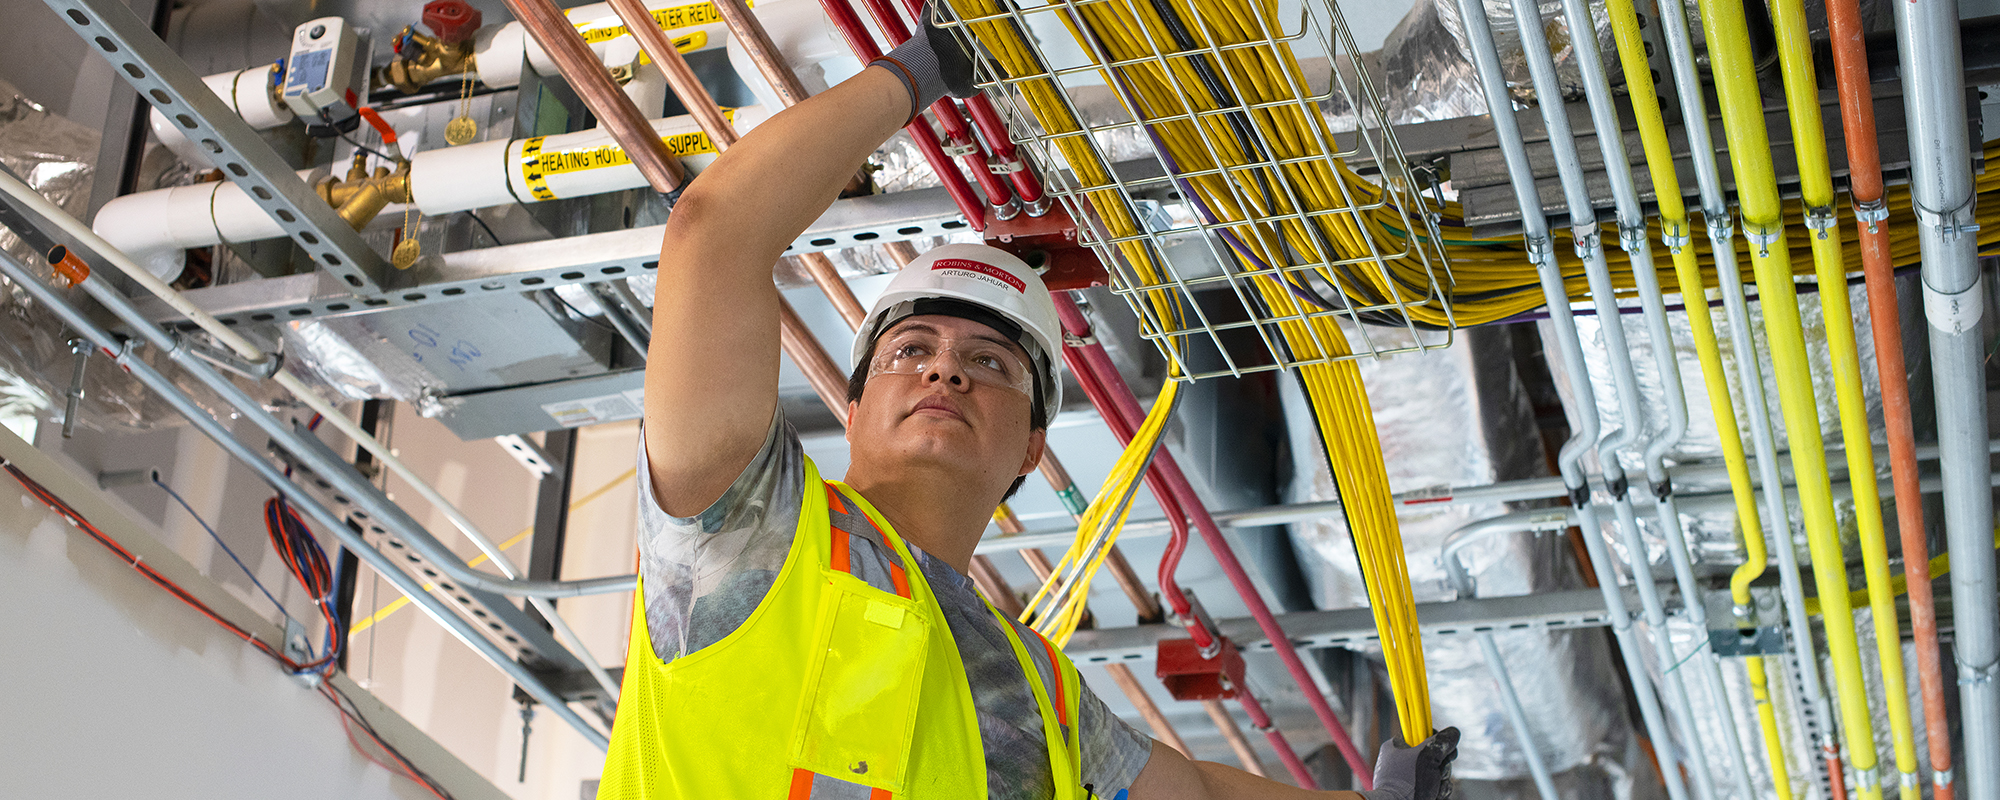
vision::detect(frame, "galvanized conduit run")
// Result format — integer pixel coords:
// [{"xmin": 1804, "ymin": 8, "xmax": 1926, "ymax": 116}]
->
[
  {"xmin": 0, "ymin": 247, "xmax": 613, "ymax": 749},
  {"xmin": 1895, "ymin": 0, "xmax": 2000, "ymax": 794},
  {"xmin": 1452, "ymin": 3, "xmax": 1691, "ymax": 800},
  {"xmin": 1555, "ymin": 0, "xmax": 1754, "ymax": 794}
]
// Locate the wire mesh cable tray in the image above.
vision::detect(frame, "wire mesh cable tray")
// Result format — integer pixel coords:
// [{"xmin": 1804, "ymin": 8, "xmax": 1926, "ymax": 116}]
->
[{"xmin": 942, "ymin": 0, "xmax": 1457, "ymax": 380}]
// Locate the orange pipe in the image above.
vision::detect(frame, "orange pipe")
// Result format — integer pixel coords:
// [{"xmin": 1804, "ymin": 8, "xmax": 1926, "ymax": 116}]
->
[{"xmin": 1824, "ymin": 0, "xmax": 1953, "ymax": 795}]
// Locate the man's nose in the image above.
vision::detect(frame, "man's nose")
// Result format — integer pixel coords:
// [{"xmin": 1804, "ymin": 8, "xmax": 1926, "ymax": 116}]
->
[{"xmin": 923, "ymin": 351, "xmax": 971, "ymax": 389}]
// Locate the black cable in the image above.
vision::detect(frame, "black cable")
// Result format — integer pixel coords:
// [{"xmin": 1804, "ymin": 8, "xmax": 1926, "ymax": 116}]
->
[
  {"xmin": 462, "ymin": 211, "xmax": 505, "ymax": 247},
  {"xmin": 549, "ymin": 290, "xmax": 618, "ymax": 333},
  {"xmin": 335, "ymin": 129, "xmax": 399, "ymax": 165}
]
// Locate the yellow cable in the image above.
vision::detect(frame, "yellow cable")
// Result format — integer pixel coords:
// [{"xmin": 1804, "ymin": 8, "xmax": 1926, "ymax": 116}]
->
[
  {"xmin": 1804, "ymin": 529, "xmax": 2000, "ymax": 616},
  {"xmin": 1600, "ymin": 0, "xmax": 1793, "ymax": 793},
  {"xmin": 349, "ymin": 467, "xmax": 638, "ymax": 635},
  {"xmin": 1702, "ymin": 0, "xmax": 1882, "ymax": 795}
]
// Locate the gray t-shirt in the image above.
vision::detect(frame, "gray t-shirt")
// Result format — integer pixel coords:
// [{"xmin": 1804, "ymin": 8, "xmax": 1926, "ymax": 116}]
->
[{"xmin": 637, "ymin": 412, "xmax": 1155, "ymax": 799}]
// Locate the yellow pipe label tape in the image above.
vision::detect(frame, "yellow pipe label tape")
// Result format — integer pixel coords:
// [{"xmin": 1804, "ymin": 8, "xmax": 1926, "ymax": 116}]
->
[
  {"xmin": 519, "ymin": 108, "xmax": 737, "ymax": 200},
  {"xmin": 572, "ymin": 0, "xmax": 748, "ymax": 44}
]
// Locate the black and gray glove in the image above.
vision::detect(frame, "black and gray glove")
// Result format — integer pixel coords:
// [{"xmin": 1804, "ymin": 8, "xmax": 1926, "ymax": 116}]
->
[
  {"xmin": 1361, "ymin": 727, "xmax": 1459, "ymax": 800},
  {"xmin": 870, "ymin": 2, "xmax": 981, "ymax": 122}
]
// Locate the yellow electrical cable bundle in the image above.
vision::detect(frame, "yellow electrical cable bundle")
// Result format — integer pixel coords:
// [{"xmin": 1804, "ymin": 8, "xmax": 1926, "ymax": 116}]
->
[
  {"xmin": 949, "ymin": 0, "xmax": 1434, "ymax": 741},
  {"xmin": 1021, "ymin": 379, "xmax": 1182, "ymax": 645},
  {"xmin": 1599, "ymin": 0, "xmax": 1795, "ymax": 794}
]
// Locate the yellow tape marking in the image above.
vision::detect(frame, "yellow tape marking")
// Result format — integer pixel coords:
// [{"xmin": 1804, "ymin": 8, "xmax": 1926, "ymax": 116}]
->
[
  {"xmin": 518, "ymin": 108, "xmax": 737, "ymax": 198},
  {"xmin": 572, "ymin": 0, "xmax": 741, "ymax": 45}
]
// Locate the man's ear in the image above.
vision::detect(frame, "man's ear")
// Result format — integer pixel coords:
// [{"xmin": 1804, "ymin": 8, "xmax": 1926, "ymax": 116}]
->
[
  {"xmin": 845, "ymin": 400, "xmax": 859, "ymax": 445},
  {"xmin": 1018, "ymin": 427, "xmax": 1047, "ymax": 477}
]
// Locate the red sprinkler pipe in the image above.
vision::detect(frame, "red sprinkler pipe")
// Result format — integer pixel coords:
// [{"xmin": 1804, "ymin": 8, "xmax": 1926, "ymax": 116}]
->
[
  {"xmin": 1056, "ymin": 322, "xmax": 1321, "ymax": 787},
  {"xmin": 849, "ymin": 0, "xmax": 1019, "ymax": 218},
  {"xmin": 1825, "ymin": 0, "xmax": 1953, "ymax": 795},
  {"xmin": 816, "ymin": 0, "xmax": 990, "ymax": 228},
  {"xmin": 884, "ymin": 0, "xmax": 1048, "ymax": 208},
  {"xmin": 1055, "ymin": 294, "xmax": 1373, "ymax": 787}
]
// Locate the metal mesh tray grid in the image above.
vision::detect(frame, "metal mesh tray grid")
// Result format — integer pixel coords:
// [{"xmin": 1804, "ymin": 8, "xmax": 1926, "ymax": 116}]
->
[{"xmin": 941, "ymin": 0, "xmax": 1456, "ymax": 380}]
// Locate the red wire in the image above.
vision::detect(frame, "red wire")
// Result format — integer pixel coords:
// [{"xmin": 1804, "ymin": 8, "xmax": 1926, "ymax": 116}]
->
[{"xmin": 3, "ymin": 459, "xmax": 449, "ymax": 799}]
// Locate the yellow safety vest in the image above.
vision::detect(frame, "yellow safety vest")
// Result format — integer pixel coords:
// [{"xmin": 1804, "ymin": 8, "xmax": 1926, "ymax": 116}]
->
[{"xmin": 598, "ymin": 459, "xmax": 1085, "ymax": 799}]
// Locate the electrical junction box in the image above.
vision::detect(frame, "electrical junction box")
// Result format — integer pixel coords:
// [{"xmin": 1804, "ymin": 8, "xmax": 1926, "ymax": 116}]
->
[{"xmin": 283, "ymin": 17, "xmax": 359, "ymax": 133}]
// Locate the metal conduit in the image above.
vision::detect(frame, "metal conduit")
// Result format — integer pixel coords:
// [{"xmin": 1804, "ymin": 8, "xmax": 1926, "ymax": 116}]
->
[
  {"xmin": 1895, "ymin": 0, "xmax": 2000, "ymax": 794},
  {"xmin": 1505, "ymin": 0, "xmax": 1710, "ymax": 793},
  {"xmin": 1452, "ymin": 3, "xmax": 1691, "ymax": 799},
  {"xmin": 1555, "ymin": 0, "xmax": 1754, "ymax": 794},
  {"xmin": 1441, "ymin": 511, "xmax": 1575, "ymax": 800},
  {"xmin": 0, "ymin": 249, "xmax": 612, "ymax": 749}
]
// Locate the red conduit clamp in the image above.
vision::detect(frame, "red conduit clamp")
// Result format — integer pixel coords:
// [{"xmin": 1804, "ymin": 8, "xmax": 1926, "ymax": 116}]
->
[{"xmin": 982, "ymin": 203, "xmax": 1104, "ymax": 291}]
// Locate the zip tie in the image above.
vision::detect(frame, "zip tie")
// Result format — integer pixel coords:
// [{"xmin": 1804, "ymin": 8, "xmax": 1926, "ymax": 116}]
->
[
  {"xmin": 1854, "ymin": 198, "xmax": 1889, "ymax": 234},
  {"xmin": 1804, "ymin": 206, "xmax": 1837, "ymax": 240}
]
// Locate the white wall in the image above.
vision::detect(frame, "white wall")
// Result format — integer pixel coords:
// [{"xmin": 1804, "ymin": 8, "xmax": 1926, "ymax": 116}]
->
[{"xmin": 0, "ymin": 427, "xmax": 501, "ymax": 800}]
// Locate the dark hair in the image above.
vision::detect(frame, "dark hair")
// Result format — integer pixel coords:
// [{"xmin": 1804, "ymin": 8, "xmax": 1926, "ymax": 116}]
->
[{"xmin": 848, "ymin": 336, "xmax": 1046, "ymax": 502}]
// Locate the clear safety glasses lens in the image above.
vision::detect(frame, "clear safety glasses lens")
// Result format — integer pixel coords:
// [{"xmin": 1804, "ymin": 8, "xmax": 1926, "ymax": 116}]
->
[{"xmin": 869, "ymin": 331, "xmax": 1034, "ymax": 396}]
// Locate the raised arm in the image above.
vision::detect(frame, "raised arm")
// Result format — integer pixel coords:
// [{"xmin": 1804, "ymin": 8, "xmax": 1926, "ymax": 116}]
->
[{"xmin": 642, "ymin": 67, "xmax": 908, "ymax": 515}]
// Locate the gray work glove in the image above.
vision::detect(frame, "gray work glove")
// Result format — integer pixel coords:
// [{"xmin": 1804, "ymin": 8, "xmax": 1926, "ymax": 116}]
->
[
  {"xmin": 870, "ymin": 1, "xmax": 981, "ymax": 122},
  {"xmin": 1360, "ymin": 727, "xmax": 1459, "ymax": 800}
]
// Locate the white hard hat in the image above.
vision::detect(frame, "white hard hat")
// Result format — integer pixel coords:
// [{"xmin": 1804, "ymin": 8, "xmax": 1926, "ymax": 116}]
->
[{"xmin": 853, "ymin": 243, "xmax": 1064, "ymax": 427}]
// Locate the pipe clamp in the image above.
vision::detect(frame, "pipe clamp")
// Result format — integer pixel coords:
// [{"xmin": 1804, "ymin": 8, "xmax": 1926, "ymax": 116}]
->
[
  {"xmin": 1661, "ymin": 220, "xmax": 1691, "ymax": 253},
  {"xmin": 1617, "ymin": 224, "xmax": 1647, "ymax": 253},
  {"xmin": 1745, "ymin": 224, "xmax": 1781, "ymax": 257},
  {"xmin": 987, "ymin": 157, "xmax": 1024, "ymax": 174},
  {"xmin": 1853, "ymin": 199, "xmax": 1888, "ymax": 233},
  {"xmin": 1804, "ymin": 206, "xmax": 1836, "ymax": 240},
  {"xmin": 1571, "ymin": 226, "xmax": 1601, "ymax": 260},
  {"xmin": 941, "ymin": 141, "xmax": 979, "ymax": 158},
  {"xmin": 1525, "ymin": 234, "xmax": 1555, "ymax": 267},
  {"xmin": 1704, "ymin": 213, "xmax": 1734, "ymax": 244}
]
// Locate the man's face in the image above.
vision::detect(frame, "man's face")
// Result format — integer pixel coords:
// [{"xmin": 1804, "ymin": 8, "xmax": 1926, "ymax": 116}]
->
[{"xmin": 846, "ymin": 315, "xmax": 1045, "ymax": 490}]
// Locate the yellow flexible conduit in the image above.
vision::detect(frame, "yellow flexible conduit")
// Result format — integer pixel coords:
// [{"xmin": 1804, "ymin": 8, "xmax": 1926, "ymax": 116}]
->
[
  {"xmin": 1599, "ymin": 2, "xmax": 1793, "ymax": 796},
  {"xmin": 1700, "ymin": 0, "xmax": 1883, "ymax": 796},
  {"xmin": 1023, "ymin": 380, "xmax": 1181, "ymax": 645},
  {"xmin": 945, "ymin": 0, "xmax": 1433, "ymax": 741},
  {"xmin": 1769, "ymin": 0, "xmax": 1921, "ymax": 792}
]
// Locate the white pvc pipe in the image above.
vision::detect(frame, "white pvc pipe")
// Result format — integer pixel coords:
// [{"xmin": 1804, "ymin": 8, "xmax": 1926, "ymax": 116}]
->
[{"xmin": 92, "ymin": 106, "xmax": 768, "ymax": 279}]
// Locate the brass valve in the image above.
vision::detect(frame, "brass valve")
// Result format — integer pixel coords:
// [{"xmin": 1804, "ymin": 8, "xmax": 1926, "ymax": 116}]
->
[
  {"xmin": 376, "ymin": 27, "xmax": 477, "ymax": 94},
  {"xmin": 317, "ymin": 152, "xmax": 413, "ymax": 229}
]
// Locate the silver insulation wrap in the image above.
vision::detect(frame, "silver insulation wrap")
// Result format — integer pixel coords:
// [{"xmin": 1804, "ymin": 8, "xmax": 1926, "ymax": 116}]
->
[{"xmin": 1282, "ymin": 326, "xmax": 1641, "ymax": 783}]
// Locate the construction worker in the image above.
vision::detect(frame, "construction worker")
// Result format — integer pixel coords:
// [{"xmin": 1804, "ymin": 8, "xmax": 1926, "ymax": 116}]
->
[{"xmin": 600, "ymin": 10, "xmax": 1459, "ymax": 799}]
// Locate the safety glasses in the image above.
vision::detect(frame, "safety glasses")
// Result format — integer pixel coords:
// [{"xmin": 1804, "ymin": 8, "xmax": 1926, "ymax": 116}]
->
[{"xmin": 868, "ymin": 328, "xmax": 1034, "ymax": 396}]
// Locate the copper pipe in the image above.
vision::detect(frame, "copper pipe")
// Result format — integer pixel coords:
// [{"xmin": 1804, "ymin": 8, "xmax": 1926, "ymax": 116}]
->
[
  {"xmin": 1203, "ymin": 699, "xmax": 1267, "ymax": 777},
  {"xmin": 800, "ymin": 252, "xmax": 867, "ymax": 328},
  {"xmin": 777, "ymin": 296, "xmax": 849, "ymax": 418},
  {"xmin": 503, "ymin": 0, "xmax": 684, "ymax": 193},
  {"xmin": 850, "ymin": 0, "xmax": 1016, "ymax": 215},
  {"xmin": 882, "ymin": 239, "xmax": 921, "ymax": 264},
  {"xmin": 711, "ymin": 0, "xmax": 811, "ymax": 105},
  {"xmin": 607, "ymin": 0, "xmax": 738, "ymax": 152},
  {"xmin": 1826, "ymin": 0, "xmax": 1953, "ymax": 793}
]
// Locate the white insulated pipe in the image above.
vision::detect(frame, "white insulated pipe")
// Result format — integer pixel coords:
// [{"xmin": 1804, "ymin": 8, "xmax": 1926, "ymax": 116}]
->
[
  {"xmin": 94, "ymin": 106, "xmax": 768, "ymax": 280},
  {"xmin": 148, "ymin": 64, "xmax": 295, "ymax": 168}
]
